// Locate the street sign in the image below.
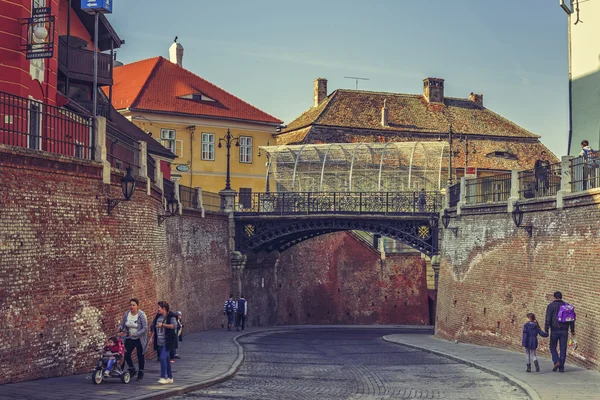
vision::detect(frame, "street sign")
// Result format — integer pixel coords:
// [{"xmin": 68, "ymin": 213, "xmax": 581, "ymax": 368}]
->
[
  {"xmin": 465, "ymin": 166, "xmax": 477, "ymax": 178},
  {"xmin": 81, "ymin": 0, "xmax": 112, "ymax": 14},
  {"xmin": 176, "ymin": 165, "xmax": 190, "ymax": 172}
]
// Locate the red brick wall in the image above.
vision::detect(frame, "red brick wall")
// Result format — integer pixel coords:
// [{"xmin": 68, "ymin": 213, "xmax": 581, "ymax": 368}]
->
[
  {"xmin": 242, "ymin": 232, "xmax": 430, "ymax": 326},
  {"xmin": 0, "ymin": 147, "xmax": 231, "ymax": 384},
  {"xmin": 436, "ymin": 194, "xmax": 600, "ymax": 370}
]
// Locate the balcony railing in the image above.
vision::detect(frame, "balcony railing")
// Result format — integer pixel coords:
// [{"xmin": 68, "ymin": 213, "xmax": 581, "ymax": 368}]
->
[
  {"xmin": 58, "ymin": 37, "xmax": 112, "ymax": 85},
  {"xmin": 106, "ymin": 124, "xmax": 139, "ymax": 176},
  {"xmin": 202, "ymin": 191, "xmax": 222, "ymax": 213},
  {"xmin": 0, "ymin": 91, "xmax": 94, "ymax": 160},
  {"xmin": 518, "ymin": 162, "xmax": 562, "ymax": 200},
  {"xmin": 570, "ymin": 154, "xmax": 600, "ymax": 193},
  {"xmin": 179, "ymin": 185, "xmax": 197, "ymax": 209},
  {"xmin": 77, "ymin": 100, "xmax": 111, "ymax": 119},
  {"xmin": 465, "ymin": 173, "xmax": 512, "ymax": 204},
  {"xmin": 448, "ymin": 183, "xmax": 460, "ymax": 207}
]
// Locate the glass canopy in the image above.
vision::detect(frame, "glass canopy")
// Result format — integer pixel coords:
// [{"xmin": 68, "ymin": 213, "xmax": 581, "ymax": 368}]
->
[{"xmin": 261, "ymin": 142, "xmax": 450, "ymax": 192}]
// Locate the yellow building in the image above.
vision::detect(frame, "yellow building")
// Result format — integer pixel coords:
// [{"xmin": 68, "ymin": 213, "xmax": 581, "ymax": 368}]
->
[{"xmin": 107, "ymin": 42, "xmax": 282, "ymax": 193}]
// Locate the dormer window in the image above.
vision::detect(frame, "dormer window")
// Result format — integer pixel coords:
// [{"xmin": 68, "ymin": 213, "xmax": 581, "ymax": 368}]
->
[
  {"xmin": 180, "ymin": 93, "xmax": 216, "ymax": 102},
  {"xmin": 486, "ymin": 150, "xmax": 517, "ymax": 160}
]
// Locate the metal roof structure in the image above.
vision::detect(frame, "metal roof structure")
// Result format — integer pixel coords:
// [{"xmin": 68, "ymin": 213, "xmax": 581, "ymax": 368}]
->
[{"xmin": 261, "ymin": 142, "xmax": 450, "ymax": 192}]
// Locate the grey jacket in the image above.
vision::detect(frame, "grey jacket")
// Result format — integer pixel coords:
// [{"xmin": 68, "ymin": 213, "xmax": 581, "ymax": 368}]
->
[{"xmin": 118, "ymin": 310, "xmax": 149, "ymax": 352}]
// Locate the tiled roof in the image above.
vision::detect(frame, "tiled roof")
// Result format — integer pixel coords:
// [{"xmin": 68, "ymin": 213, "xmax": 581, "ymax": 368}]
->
[
  {"xmin": 280, "ymin": 90, "xmax": 540, "ymax": 139},
  {"xmin": 107, "ymin": 57, "xmax": 282, "ymax": 125}
]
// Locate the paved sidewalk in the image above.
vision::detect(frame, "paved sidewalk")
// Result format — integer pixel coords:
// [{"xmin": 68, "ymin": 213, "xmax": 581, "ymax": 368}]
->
[
  {"xmin": 383, "ymin": 334, "xmax": 600, "ymax": 400},
  {"xmin": 1, "ymin": 325, "xmax": 432, "ymax": 400}
]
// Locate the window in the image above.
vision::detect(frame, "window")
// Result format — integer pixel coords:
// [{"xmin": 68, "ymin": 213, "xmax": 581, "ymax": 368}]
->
[
  {"xmin": 161, "ymin": 128, "xmax": 183, "ymax": 157},
  {"xmin": 239, "ymin": 136, "xmax": 252, "ymax": 163},
  {"xmin": 202, "ymin": 133, "xmax": 215, "ymax": 160},
  {"xmin": 28, "ymin": 99, "xmax": 42, "ymax": 150}
]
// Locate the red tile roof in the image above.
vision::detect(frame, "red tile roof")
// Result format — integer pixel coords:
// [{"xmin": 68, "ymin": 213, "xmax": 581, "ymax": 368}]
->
[{"xmin": 106, "ymin": 57, "xmax": 282, "ymax": 125}]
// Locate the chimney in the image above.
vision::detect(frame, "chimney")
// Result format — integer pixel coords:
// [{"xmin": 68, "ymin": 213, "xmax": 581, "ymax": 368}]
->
[
  {"xmin": 469, "ymin": 92, "xmax": 483, "ymax": 107},
  {"xmin": 169, "ymin": 37, "xmax": 184, "ymax": 67},
  {"xmin": 314, "ymin": 78, "xmax": 327, "ymax": 107},
  {"xmin": 381, "ymin": 99, "xmax": 388, "ymax": 127},
  {"xmin": 423, "ymin": 77, "xmax": 444, "ymax": 103}
]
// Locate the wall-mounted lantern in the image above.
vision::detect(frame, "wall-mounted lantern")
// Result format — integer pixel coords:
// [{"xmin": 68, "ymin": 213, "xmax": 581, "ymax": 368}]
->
[
  {"xmin": 511, "ymin": 204, "xmax": 533, "ymax": 236},
  {"xmin": 158, "ymin": 193, "xmax": 179, "ymax": 225},
  {"xmin": 107, "ymin": 167, "xmax": 136, "ymax": 214},
  {"xmin": 441, "ymin": 209, "xmax": 458, "ymax": 235}
]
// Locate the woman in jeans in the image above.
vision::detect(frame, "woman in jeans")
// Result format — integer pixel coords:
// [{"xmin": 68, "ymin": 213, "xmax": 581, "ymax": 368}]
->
[
  {"xmin": 150, "ymin": 301, "xmax": 178, "ymax": 384},
  {"xmin": 118, "ymin": 298, "xmax": 149, "ymax": 380}
]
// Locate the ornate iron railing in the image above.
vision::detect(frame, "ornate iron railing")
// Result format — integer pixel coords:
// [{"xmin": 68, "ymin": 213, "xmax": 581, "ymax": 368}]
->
[
  {"xmin": 235, "ymin": 191, "xmax": 443, "ymax": 215},
  {"xmin": 0, "ymin": 91, "xmax": 94, "ymax": 159},
  {"xmin": 448, "ymin": 183, "xmax": 460, "ymax": 207},
  {"xmin": 179, "ymin": 185, "xmax": 197, "ymax": 209},
  {"xmin": 106, "ymin": 125, "xmax": 139, "ymax": 176},
  {"xmin": 202, "ymin": 190, "xmax": 221, "ymax": 212},
  {"xmin": 464, "ymin": 173, "xmax": 512, "ymax": 204},
  {"xmin": 570, "ymin": 154, "xmax": 600, "ymax": 193},
  {"xmin": 518, "ymin": 162, "xmax": 561, "ymax": 200}
]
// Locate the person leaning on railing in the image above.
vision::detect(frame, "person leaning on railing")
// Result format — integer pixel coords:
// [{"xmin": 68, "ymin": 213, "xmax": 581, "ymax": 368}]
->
[
  {"xmin": 578, "ymin": 140, "xmax": 599, "ymax": 190},
  {"xmin": 534, "ymin": 151, "xmax": 550, "ymax": 196}
]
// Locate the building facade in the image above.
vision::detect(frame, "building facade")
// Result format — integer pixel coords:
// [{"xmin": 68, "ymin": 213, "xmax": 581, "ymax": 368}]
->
[
  {"xmin": 108, "ymin": 43, "xmax": 283, "ymax": 193},
  {"xmin": 565, "ymin": 0, "xmax": 600, "ymax": 155}
]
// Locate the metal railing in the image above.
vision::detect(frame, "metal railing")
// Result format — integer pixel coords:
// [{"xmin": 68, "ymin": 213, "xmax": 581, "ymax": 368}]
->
[
  {"xmin": 0, "ymin": 91, "xmax": 94, "ymax": 159},
  {"xmin": 570, "ymin": 154, "xmax": 600, "ymax": 193},
  {"xmin": 58, "ymin": 37, "xmax": 112, "ymax": 83},
  {"xmin": 465, "ymin": 173, "xmax": 512, "ymax": 204},
  {"xmin": 163, "ymin": 178, "xmax": 175, "ymax": 199},
  {"xmin": 147, "ymin": 156, "xmax": 156, "ymax": 184},
  {"xmin": 448, "ymin": 183, "xmax": 460, "ymax": 207},
  {"xmin": 235, "ymin": 191, "xmax": 443, "ymax": 215},
  {"xmin": 106, "ymin": 125, "xmax": 140, "ymax": 175},
  {"xmin": 518, "ymin": 162, "xmax": 562, "ymax": 200},
  {"xmin": 202, "ymin": 190, "xmax": 222, "ymax": 212},
  {"xmin": 179, "ymin": 185, "xmax": 197, "ymax": 209},
  {"xmin": 77, "ymin": 100, "xmax": 111, "ymax": 119}
]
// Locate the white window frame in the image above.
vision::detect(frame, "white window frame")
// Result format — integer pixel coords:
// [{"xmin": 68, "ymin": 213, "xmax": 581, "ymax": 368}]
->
[
  {"xmin": 239, "ymin": 136, "xmax": 253, "ymax": 164},
  {"xmin": 202, "ymin": 132, "xmax": 215, "ymax": 161},
  {"xmin": 160, "ymin": 128, "xmax": 180, "ymax": 156}
]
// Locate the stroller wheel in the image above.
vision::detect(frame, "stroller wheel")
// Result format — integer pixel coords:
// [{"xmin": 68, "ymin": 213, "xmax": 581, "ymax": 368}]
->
[
  {"xmin": 121, "ymin": 371, "xmax": 131, "ymax": 384},
  {"xmin": 92, "ymin": 369, "xmax": 104, "ymax": 385}
]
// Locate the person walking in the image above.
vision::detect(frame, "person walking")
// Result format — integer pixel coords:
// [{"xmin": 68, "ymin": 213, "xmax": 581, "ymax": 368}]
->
[
  {"xmin": 151, "ymin": 301, "xmax": 178, "ymax": 384},
  {"xmin": 534, "ymin": 151, "xmax": 550, "ymax": 196},
  {"xmin": 522, "ymin": 313, "xmax": 548, "ymax": 372},
  {"xmin": 117, "ymin": 298, "xmax": 149, "ymax": 381},
  {"xmin": 223, "ymin": 295, "xmax": 237, "ymax": 331},
  {"xmin": 236, "ymin": 295, "xmax": 248, "ymax": 332},
  {"xmin": 417, "ymin": 189, "xmax": 426, "ymax": 212},
  {"xmin": 544, "ymin": 291, "xmax": 576, "ymax": 372}
]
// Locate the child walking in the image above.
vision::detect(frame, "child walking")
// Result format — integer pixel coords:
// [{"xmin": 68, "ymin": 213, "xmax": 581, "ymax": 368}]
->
[{"xmin": 522, "ymin": 313, "xmax": 549, "ymax": 372}]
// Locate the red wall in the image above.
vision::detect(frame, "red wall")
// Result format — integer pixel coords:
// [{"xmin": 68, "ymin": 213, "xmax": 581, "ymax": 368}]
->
[{"xmin": 0, "ymin": 0, "xmax": 60, "ymax": 104}]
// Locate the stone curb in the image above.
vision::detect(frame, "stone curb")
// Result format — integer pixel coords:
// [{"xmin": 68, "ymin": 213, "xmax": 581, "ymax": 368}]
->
[
  {"xmin": 382, "ymin": 336, "xmax": 541, "ymax": 400},
  {"xmin": 127, "ymin": 325, "xmax": 435, "ymax": 400}
]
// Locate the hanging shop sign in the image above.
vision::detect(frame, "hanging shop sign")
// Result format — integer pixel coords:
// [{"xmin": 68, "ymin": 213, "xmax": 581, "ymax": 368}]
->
[
  {"xmin": 81, "ymin": 0, "xmax": 113, "ymax": 14},
  {"xmin": 176, "ymin": 164, "xmax": 190, "ymax": 172},
  {"xmin": 22, "ymin": 7, "xmax": 55, "ymax": 60}
]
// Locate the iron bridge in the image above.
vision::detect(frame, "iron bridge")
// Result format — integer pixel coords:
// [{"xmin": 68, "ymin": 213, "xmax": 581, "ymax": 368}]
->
[{"xmin": 233, "ymin": 191, "xmax": 442, "ymax": 256}]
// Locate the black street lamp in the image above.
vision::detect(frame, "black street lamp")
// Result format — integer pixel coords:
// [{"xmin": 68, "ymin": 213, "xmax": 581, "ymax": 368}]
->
[
  {"xmin": 257, "ymin": 140, "xmax": 271, "ymax": 193},
  {"xmin": 158, "ymin": 192, "xmax": 179, "ymax": 225},
  {"xmin": 107, "ymin": 166, "xmax": 136, "ymax": 214},
  {"xmin": 217, "ymin": 129, "xmax": 240, "ymax": 191},
  {"xmin": 511, "ymin": 204, "xmax": 533, "ymax": 235},
  {"xmin": 441, "ymin": 209, "xmax": 458, "ymax": 235}
]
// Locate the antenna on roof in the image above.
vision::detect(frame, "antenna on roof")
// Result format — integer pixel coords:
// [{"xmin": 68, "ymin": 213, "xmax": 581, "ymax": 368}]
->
[
  {"xmin": 174, "ymin": 36, "xmax": 178, "ymax": 43},
  {"xmin": 344, "ymin": 76, "xmax": 369, "ymax": 90}
]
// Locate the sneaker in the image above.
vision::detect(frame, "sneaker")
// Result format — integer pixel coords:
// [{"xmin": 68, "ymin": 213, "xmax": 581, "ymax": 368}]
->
[
  {"xmin": 104, "ymin": 370, "xmax": 110, "ymax": 377},
  {"xmin": 559, "ymin": 367, "xmax": 565, "ymax": 373},
  {"xmin": 167, "ymin": 378, "xmax": 174, "ymax": 384},
  {"xmin": 174, "ymin": 355, "xmax": 180, "ymax": 359},
  {"xmin": 170, "ymin": 359, "xmax": 175, "ymax": 363},
  {"xmin": 158, "ymin": 378, "xmax": 169, "ymax": 384},
  {"xmin": 553, "ymin": 362, "xmax": 560, "ymax": 372},
  {"xmin": 137, "ymin": 371, "xmax": 144, "ymax": 381}
]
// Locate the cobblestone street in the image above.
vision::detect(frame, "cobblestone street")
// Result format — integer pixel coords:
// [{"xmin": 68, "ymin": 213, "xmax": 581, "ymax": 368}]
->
[{"xmin": 176, "ymin": 329, "xmax": 529, "ymax": 400}]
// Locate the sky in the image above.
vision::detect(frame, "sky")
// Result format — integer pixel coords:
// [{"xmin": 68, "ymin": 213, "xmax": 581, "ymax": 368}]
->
[{"xmin": 107, "ymin": 0, "xmax": 569, "ymax": 157}]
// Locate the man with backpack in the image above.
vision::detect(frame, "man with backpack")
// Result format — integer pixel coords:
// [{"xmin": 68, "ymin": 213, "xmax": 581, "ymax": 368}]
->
[
  {"xmin": 236, "ymin": 295, "xmax": 248, "ymax": 332},
  {"xmin": 544, "ymin": 291, "xmax": 576, "ymax": 372},
  {"xmin": 223, "ymin": 295, "xmax": 237, "ymax": 331},
  {"xmin": 579, "ymin": 140, "xmax": 598, "ymax": 189}
]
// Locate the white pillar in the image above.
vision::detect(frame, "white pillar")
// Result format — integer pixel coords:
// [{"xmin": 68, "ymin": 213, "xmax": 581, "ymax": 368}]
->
[
  {"xmin": 556, "ymin": 156, "xmax": 572, "ymax": 209},
  {"xmin": 94, "ymin": 117, "xmax": 111, "ymax": 184},
  {"xmin": 507, "ymin": 169, "xmax": 519, "ymax": 213}
]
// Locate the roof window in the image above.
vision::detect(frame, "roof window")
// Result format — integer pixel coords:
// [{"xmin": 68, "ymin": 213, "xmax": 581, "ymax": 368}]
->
[
  {"xmin": 180, "ymin": 93, "xmax": 216, "ymax": 102},
  {"xmin": 485, "ymin": 150, "xmax": 517, "ymax": 160}
]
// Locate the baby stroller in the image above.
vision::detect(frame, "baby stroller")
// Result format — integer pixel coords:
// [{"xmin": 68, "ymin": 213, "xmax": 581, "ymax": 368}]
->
[{"xmin": 91, "ymin": 336, "xmax": 131, "ymax": 384}]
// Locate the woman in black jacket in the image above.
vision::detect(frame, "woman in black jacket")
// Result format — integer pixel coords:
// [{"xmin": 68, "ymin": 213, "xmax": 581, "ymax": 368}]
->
[{"xmin": 150, "ymin": 301, "xmax": 178, "ymax": 384}]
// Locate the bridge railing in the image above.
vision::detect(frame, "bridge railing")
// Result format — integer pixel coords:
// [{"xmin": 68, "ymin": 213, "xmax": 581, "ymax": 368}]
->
[
  {"xmin": 518, "ymin": 161, "xmax": 562, "ymax": 200},
  {"xmin": 235, "ymin": 191, "xmax": 443, "ymax": 215},
  {"xmin": 465, "ymin": 173, "xmax": 512, "ymax": 204}
]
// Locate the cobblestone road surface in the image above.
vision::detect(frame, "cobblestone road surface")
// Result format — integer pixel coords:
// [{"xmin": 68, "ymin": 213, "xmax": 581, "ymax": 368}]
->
[{"xmin": 175, "ymin": 329, "xmax": 529, "ymax": 400}]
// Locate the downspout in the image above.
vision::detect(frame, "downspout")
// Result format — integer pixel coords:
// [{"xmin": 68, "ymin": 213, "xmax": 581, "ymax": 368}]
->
[{"xmin": 567, "ymin": 7, "xmax": 574, "ymax": 155}]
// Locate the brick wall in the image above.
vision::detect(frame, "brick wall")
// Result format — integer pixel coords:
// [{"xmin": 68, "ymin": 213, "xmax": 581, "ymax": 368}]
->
[
  {"xmin": 0, "ymin": 147, "xmax": 231, "ymax": 384},
  {"xmin": 242, "ymin": 232, "xmax": 430, "ymax": 327},
  {"xmin": 436, "ymin": 192, "xmax": 600, "ymax": 370}
]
